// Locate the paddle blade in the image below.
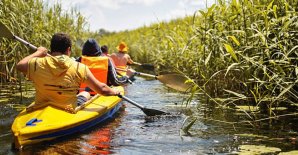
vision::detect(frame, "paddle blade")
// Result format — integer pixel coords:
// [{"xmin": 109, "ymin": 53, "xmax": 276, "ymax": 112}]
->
[
  {"xmin": 142, "ymin": 108, "xmax": 169, "ymax": 116},
  {"xmin": 0, "ymin": 22, "xmax": 14, "ymax": 39},
  {"xmin": 157, "ymin": 74, "xmax": 193, "ymax": 92}
]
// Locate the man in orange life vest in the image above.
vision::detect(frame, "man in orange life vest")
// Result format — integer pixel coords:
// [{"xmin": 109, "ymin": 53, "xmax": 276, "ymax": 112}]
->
[
  {"xmin": 16, "ymin": 33, "xmax": 120, "ymax": 113},
  {"xmin": 77, "ymin": 39, "xmax": 132, "ymax": 93}
]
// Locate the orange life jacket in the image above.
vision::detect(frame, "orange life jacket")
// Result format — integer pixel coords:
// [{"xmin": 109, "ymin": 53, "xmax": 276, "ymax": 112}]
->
[
  {"xmin": 116, "ymin": 65, "xmax": 127, "ymax": 76},
  {"xmin": 80, "ymin": 56, "xmax": 109, "ymax": 95}
]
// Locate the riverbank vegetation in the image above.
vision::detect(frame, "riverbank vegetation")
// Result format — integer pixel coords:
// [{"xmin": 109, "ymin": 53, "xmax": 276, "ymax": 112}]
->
[
  {"xmin": 0, "ymin": 0, "xmax": 95, "ymax": 96},
  {"xmin": 100, "ymin": 0, "xmax": 298, "ymax": 127}
]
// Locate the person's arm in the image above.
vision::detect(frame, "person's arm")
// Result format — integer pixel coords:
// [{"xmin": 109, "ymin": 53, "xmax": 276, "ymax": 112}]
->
[
  {"xmin": 132, "ymin": 62, "xmax": 142, "ymax": 65},
  {"xmin": 126, "ymin": 54, "xmax": 134, "ymax": 65},
  {"xmin": 107, "ymin": 59, "xmax": 130, "ymax": 86},
  {"xmin": 126, "ymin": 54, "xmax": 141, "ymax": 65},
  {"xmin": 16, "ymin": 47, "xmax": 48, "ymax": 74},
  {"xmin": 84, "ymin": 67, "xmax": 120, "ymax": 96}
]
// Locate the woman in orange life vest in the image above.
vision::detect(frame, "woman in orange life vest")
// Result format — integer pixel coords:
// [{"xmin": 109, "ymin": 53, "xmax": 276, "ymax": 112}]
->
[
  {"xmin": 16, "ymin": 33, "xmax": 120, "ymax": 113},
  {"xmin": 77, "ymin": 39, "xmax": 133, "ymax": 93}
]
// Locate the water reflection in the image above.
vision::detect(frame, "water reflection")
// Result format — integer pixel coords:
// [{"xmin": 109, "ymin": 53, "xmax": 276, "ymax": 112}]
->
[
  {"xmin": 2, "ymin": 77, "xmax": 298, "ymax": 154},
  {"xmin": 79, "ymin": 112, "xmax": 125, "ymax": 155},
  {"xmin": 81, "ymin": 127, "xmax": 113, "ymax": 154}
]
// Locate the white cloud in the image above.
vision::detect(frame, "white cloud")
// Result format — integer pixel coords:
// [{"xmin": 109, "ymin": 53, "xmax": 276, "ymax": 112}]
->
[
  {"xmin": 123, "ymin": 0, "xmax": 162, "ymax": 5},
  {"xmin": 178, "ymin": 0, "xmax": 215, "ymax": 8},
  {"xmin": 167, "ymin": 9, "xmax": 191, "ymax": 19},
  {"xmin": 44, "ymin": 0, "xmax": 214, "ymax": 31},
  {"xmin": 61, "ymin": 0, "xmax": 162, "ymax": 10},
  {"xmin": 45, "ymin": 0, "xmax": 109, "ymax": 30},
  {"xmin": 45, "ymin": 0, "xmax": 164, "ymax": 31},
  {"xmin": 165, "ymin": 0, "xmax": 207, "ymax": 21}
]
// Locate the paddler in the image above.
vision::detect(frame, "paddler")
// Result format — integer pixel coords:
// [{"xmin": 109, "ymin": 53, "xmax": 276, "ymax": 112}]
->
[
  {"xmin": 16, "ymin": 33, "xmax": 120, "ymax": 113},
  {"xmin": 100, "ymin": 45, "xmax": 110, "ymax": 57},
  {"xmin": 110, "ymin": 41, "xmax": 139, "ymax": 75},
  {"xmin": 76, "ymin": 39, "xmax": 133, "ymax": 94}
]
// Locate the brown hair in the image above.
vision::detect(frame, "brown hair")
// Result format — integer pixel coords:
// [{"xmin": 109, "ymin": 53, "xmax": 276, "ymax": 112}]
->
[{"xmin": 50, "ymin": 33, "xmax": 72, "ymax": 54}]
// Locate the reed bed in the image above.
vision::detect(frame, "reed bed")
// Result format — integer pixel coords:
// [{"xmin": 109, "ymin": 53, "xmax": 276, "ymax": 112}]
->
[
  {"xmin": 0, "ymin": 0, "xmax": 94, "ymax": 96},
  {"xmin": 100, "ymin": 0, "xmax": 298, "ymax": 125}
]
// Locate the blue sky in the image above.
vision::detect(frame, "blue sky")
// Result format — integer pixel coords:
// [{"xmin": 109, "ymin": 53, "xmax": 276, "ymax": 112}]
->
[{"xmin": 45, "ymin": 0, "xmax": 215, "ymax": 32}]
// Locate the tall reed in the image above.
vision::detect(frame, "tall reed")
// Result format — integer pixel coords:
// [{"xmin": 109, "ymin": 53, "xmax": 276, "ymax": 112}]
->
[
  {"xmin": 0, "ymin": 0, "xmax": 91, "ymax": 91},
  {"xmin": 100, "ymin": 0, "xmax": 298, "ymax": 122}
]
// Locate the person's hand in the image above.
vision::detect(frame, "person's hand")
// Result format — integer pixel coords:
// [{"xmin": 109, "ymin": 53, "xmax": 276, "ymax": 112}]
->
[
  {"xmin": 16, "ymin": 47, "xmax": 48, "ymax": 73},
  {"xmin": 126, "ymin": 68, "xmax": 135, "ymax": 77},
  {"xmin": 133, "ymin": 62, "xmax": 142, "ymax": 65},
  {"xmin": 112, "ymin": 87, "xmax": 121, "ymax": 96},
  {"xmin": 33, "ymin": 47, "xmax": 48, "ymax": 57}
]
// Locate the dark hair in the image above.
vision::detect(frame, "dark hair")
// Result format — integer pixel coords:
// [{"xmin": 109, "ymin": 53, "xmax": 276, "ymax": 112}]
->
[
  {"xmin": 101, "ymin": 45, "xmax": 108, "ymax": 54},
  {"xmin": 82, "ymin": 38, "xmax": 102, "ymax": 56},
  {"xmin": 50, "ymin": 33, "xmax": 72, "ymax": 54}
]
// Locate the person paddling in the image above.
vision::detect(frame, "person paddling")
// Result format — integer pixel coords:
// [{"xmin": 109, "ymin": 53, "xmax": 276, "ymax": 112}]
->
[
  {"xmin": 101, "ymin": 45, "xmax": 110, "ymax": 57},
  {"xmin": 16, "ymin": 33, "xmax": 120, "ymax": 113},
  {"xmin": 76, "ymin": 39, "xmax": 132, "ymax": 92},
  {"xmin": 110, "ymin": 41, "xmax": 139, "ymax": 75}
]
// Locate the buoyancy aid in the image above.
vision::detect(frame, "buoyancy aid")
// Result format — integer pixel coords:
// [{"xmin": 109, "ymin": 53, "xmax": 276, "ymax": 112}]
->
[
  {"xmin": 27, "ymin": 55, "xmax": 87, "ymax": 113},
  {"xmin": 116, "ymin": 65, "xmax": 127, "ymax": 76},
  {"xmin": 80, "ymin": 56, "xmax": 109, "ymax": 95}
]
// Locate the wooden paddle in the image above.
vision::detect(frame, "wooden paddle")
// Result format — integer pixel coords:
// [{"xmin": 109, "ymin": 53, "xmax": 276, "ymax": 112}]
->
[
  {"xmin": 117, "ymin": 68, "xmax": 193, "ymax": 92},
  {"xmin": 0, "ymin": 21, "xmax": 168, "ymax": 116}
]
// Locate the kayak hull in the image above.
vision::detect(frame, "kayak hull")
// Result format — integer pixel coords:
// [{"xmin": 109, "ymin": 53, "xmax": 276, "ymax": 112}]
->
[{"xmin": 11, "ymin": 86, "xmax": 124, "ymax": 149}]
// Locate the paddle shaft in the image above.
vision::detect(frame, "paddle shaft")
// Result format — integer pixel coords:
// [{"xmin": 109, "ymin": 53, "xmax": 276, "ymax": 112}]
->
[
  {"xmin": 80, "ymin": 88, "xmax": 145, "ymax": 109},
  {"xmin": 134, "ymin": 72, "xmax": 157, "ymax": 79},
  {"xmin": 14, "ymin": 35, "xmax": 37, "ymax": 50},
  {"xmin": 81, "ymin": 89, "xmax": 167, "ymax": 116},
  {"xmin": 118, "ymin": 94, "xmax": 145, "ymax": 109},
  {"xmin": 14, "ymin": 35, "xmax": 53, "ymax": 57},
  {"xmin": 116, "ymin": 68, "xmax": 157, "ymax": 79},
  {"xmin": 116, "ymin": 68, "xmax": 192, "ymax": 92}
]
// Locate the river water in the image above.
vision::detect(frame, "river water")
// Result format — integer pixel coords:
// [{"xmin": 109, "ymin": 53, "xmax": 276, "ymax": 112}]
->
[{"xmin": 1, "ymin": 77, "xmax": 298, "ymax": 154}]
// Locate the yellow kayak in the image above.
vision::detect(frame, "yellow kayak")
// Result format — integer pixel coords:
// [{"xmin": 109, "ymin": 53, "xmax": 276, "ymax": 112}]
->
[{"xmin": 11, "ymin": 86, "xmax": 124, "ymax": 149}]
